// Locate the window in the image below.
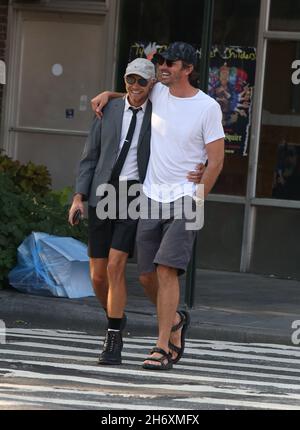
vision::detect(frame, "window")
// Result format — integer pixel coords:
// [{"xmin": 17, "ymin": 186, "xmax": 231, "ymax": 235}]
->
[
  {"xmin": 210, "ymin": 0, "xmax": 260, "ymax": 196},
  {"xmin": 269, "ymin": 0, "xmax": 300, "ymax": 32},
  {"xmin": 116, "ymin": 0, "xmax": 204, "ymax": 90},
  {"xmin": 117, "ymin": 0, "xmax": 261, "ymax": 197},
  {"xmin": 256, "ymin": 40, "xmax": 300, "ymax": 201}
]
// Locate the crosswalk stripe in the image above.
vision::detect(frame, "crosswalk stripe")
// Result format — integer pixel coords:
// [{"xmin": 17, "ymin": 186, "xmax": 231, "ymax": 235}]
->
[
  {"xmin": 2, "ymin": 349, "xmax": 300, "ymax": 383},
  {"xmin": 1, "ymin": 369, "xmax": 300, "ymax": 410},
  {"xmin": 0, "ymin": 367, "xmax": 131, "ymax": 387},
  {"xmin": 6, "ymin": 330, "xmax": 300, "ymax": 357},
  {"xmin": 185, "ymin": 342, "xmax": 300, "ymax": 357},
  {"xmin": 5, "ymin": 333, "xmax": 149, "ymax": 349},
  {"xmin": 184, "ymin": 348, "xmax": 300, "ymax": 364},
  {"xmin": 2, "ymin": 328, "xmax": 300, "ymax": 410},
  {"xmin": 183, "ymin": 339, "xmax": 300, "ymax": 351},
  {"xmin": 0, "ymin": 393, "xmax": 184, "ymax": 410},
  {"xmin": 2, "ymin": 357, "xmax": 300, "ymax": 391},
  {"xmin": 7, "ymin": 339, "xmax": 300, "ymax": 366},
  {"xmin": 0, "ymin": 383, "xmax": 156, "ymax": 399},
  {"xmin": 6, "ymin": 341, "xmax": 99, "ymax": 353},
  {"xmin": 2, "ymin": 366, "xmax": 300, "ymax": 402},
  {"xmin": 174, "ymin": 397, "xmax": 300, "ymax": 410},
  {"xmin": 2, "ymin": 381, "xmax": 300, "ymax": 402},
  {"xmin": 0, "ymin": 400, "xmax": 39, "ymax": 407},
  {"xmin": 7, "ymin": 329, "xmax": 300, "ymax": 356},
  {"xmin": 3, "ymin": 346, "xmax": 300, "ymax": 375},
  {"xmin": 199, "ymin": 341, "xmax": 300, "ymax": 351},
  {"xmin": 6, "ymin": 330, "xmax": 157, "ymax": 345}
]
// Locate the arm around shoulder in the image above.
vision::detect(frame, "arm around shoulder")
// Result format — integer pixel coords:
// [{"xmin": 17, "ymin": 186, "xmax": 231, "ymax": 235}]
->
[{"xmin": 91, "ymin": 90, "xmax": 125, "ymax": 117}]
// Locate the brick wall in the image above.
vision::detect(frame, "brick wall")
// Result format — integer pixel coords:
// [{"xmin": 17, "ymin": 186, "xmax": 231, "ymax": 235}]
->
[{"xmin": 0, "ymin": 0, "xmax": 8, "ymax": 140}]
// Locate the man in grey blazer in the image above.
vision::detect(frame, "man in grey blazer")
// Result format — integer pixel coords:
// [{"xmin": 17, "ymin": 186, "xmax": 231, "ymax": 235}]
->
[{"xmin": 69, "ymin": 58, "xmax": 155, "ymax": 365}]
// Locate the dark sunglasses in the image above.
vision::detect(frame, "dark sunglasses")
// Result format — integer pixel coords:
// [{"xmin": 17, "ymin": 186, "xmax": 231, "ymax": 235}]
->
[
  {"xmin": 157, "ymin": 56, "xmax": 178, "ymax": 67},
  {"xmin": 125, "ymin": 75, "xmax": 149, "ymax": 87}
]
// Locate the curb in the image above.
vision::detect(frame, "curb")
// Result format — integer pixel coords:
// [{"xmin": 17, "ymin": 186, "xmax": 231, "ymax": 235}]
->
[{"xmin": 0, "ymin": 289, "xmax": 296, "ymax": 346}]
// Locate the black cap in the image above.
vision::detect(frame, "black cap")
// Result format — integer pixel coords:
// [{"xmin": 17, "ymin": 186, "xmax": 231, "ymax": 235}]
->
[{"xmin": 160, "ymin": 42, "xmax": 197, "ymax": 66}]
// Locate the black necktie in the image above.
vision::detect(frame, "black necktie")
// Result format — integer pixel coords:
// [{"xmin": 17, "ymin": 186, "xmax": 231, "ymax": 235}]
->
[{"xmin": 111, "ymin": 107, "xmax": 141, "ymax": 181}]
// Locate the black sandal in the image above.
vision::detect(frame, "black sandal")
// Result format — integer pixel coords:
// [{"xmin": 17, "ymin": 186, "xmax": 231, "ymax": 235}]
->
[
  {"xmin": 168, "ymin": 310, "xmax": 190, "ymax": 364},
  {"xmin": 142, "ymin": 347, "xmax": 173, "ymax": 371}
]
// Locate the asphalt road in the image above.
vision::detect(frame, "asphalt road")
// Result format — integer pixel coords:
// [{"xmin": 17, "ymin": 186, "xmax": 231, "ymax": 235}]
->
[{"xmin": 1, "ymin": 327, "xmax": 300, "ymax": 410}]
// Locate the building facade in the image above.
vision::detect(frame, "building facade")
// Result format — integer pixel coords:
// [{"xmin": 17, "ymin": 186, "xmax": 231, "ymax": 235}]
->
[{"xmin": 1, "ymin": 0, "xmax": 300, "ymax": 280}]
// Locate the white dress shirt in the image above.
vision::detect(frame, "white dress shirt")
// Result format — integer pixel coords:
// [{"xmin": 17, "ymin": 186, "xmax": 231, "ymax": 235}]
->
[{"xmin": 117, "ymin": 96, "xmax": 148, "ymax": 181}]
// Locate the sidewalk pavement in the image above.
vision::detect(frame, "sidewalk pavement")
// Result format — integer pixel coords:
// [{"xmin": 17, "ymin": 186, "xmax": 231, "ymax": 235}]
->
[{"xmin": 0, "ymin": 264, "xmax": 299, "ymax": 346}]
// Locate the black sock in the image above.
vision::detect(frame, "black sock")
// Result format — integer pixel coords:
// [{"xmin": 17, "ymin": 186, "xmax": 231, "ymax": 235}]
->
[{"xmin": 107, "ymin": 317, "xmax": 123, "ymax": 331}]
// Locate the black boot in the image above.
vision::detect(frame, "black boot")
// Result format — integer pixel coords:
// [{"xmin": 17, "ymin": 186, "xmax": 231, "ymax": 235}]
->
[{"xmin": 98, "ymin": 330, "xmax": 123, "ymax": 365}]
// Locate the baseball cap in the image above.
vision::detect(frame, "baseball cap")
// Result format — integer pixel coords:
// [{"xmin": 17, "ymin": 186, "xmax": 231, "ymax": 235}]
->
[
  {"xmin": 159, "ymin": 41, "xmax": 197, "ymax": 66},
  {"xmin": 124, "ymin": 58, "xmax": 156, "ymax": 80}
]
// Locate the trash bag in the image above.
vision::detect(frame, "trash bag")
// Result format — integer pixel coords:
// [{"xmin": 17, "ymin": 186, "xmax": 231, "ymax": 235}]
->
[{"xmin": 8, "ymin": 232, "xmax": 95, "ymax": 298}]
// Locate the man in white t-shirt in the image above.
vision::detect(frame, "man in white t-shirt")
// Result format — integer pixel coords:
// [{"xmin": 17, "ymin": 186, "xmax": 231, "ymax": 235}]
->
[
  {"xmin": 92, "ymin": 42, "xmax": 225, "ymax": 370},
  {"xmin": 139, "ymin": 42, "xmax": 224, "ymax": 370}
]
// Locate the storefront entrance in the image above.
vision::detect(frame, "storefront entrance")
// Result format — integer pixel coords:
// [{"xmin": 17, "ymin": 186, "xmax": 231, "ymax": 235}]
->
[
  {"xmin": 3, "ymin": 1, "xmax": 118, "ymax": 189},
  {"xmin": 117, "ymin": 0, "xmax": 300, "ymax": 284}
]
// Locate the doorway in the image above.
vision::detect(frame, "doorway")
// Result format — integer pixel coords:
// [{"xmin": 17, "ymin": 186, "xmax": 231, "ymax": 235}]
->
[{"xmin": 5, "ymin": 9, "xmax": 112, "ymax": 189}]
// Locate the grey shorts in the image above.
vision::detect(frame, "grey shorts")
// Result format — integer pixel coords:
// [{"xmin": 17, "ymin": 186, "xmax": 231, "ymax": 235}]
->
[{"xmin": 136, "ymin": 197, "xmax": 198, "ymax": 276}]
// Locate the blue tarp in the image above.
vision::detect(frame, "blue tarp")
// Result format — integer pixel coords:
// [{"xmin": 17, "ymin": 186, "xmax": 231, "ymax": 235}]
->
[{"xmin": 9, "ymin": 232, "xmax": 95, "ymax": 298}]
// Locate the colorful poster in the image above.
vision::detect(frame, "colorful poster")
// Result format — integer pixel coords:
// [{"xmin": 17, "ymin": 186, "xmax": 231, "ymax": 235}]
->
[
  {"xmin": 129, "ymin": 41, "xmax": 201, "ymax": 63},
  {"xmin": 129, "ymin": 42, "xmax": 168, "ymax": 62},
  {"xmin": 208, "ymin": 46, "xmax": 256, "ymax": 156},
  {"xmin": 129, "ymin": 43, "xmax": 256, "ymax": 156}
]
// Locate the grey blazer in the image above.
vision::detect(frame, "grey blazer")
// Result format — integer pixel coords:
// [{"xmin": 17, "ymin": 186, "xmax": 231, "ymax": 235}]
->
[{"xmin": 75, "ymin": 98, "xmax": 152, "ymax": 207}]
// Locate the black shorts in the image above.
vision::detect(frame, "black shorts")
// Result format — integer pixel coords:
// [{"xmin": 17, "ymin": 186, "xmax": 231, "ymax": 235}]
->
[{"xmin": 88, "ymin": 180, "xmax": 140, "ymax": 259}]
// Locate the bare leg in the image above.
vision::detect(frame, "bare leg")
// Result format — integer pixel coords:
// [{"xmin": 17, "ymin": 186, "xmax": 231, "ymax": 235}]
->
[
  {"xmin": 89, "ymin": 258, "xmax": 108, "ymax": 310},
  {"xmin": 139, "ymin": 272, "xmax": 159, "ymax": 305},
  {"xmin": 143, "ymin": 265, "xmax": 179, "ymax": 366},
  {"xmin": 140, "ymin": 271, "xmax": 181, "ymax": 360},
  {"xmin": 106, "ymin": 249, "xmax": 128, "ymax": 318}
]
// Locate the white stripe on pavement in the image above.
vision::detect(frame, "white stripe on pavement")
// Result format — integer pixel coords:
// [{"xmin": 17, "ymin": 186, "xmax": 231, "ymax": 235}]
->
[
  {"xmin": 3, "ymin": 347, "xmax": 300, "ymax": 375},
  {"xmin": 2, "ymin": 367, "xmax": 300, "ymax": 402},
  {"xmin": 6, "ymin": 331, "xmax": 300, "ymax": 357},
  {"xmin": 5, "ymin": 333, "xmax": 150, "ymax": 350},
  {"xmin": 185, "ymin": 342, "xmax": 300, "ymax": 357},
  {"xmin": 2, "ymin": 358, "xmax": 300, "ymax": 391},
  {"xmin": 0, "ymin": 383, "xmax": 156, "ymax": 399},
  {"xmin": 0, "ymin": 393, "xmax": 184, "ymax": 410},
  {"xmin": 2, "ymin": 381, "xmax": 300, "ymax": 403},
  {"xmin": 7, "ymin": 329, "xmax": 300, "ymax": 354},
  {"xmin": 175, "ymin": 397, "xmax": 300, "ymax": 410},
  {"xmin": 2, "ymin": 349, "xmax": 300, "ymax": 383},
  {"xmin": 6, "ymin": 329, "xmax": 156, "ymax": 345},
  {"xmin": 6, "ymin": 340, "xmax": 300, "ymax": 366},
  {"xmin": 184, "ymin": 339, "xmax": 300, "ymax": 351},
  {"xmin": 0, "ymin": 400, "xmax": 42, "ymax": 407},
  {"xmin": 2, "ymin": 329, "xmax": 300, "ymax": 410}
]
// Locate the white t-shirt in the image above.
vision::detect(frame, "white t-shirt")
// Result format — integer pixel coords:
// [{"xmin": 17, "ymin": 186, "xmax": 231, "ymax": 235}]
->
[{"xmin": 143, "ymin": 82, "xmax": 225, "ymax": 202}]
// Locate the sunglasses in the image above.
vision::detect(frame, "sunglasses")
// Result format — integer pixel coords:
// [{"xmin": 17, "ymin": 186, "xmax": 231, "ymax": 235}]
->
[
  {"xmin": 125, "ymin": 75, "xmax": 149, "ymax": 87},
  {"xmin": 157, "ymin": 56, "xmax": 178, "ymax": 67}
]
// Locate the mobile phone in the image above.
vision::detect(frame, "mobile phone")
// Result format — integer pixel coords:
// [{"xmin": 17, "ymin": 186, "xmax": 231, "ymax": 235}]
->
[{"xmin": 72, "ymin": 209, "xmax": 82, "ymax": 224}]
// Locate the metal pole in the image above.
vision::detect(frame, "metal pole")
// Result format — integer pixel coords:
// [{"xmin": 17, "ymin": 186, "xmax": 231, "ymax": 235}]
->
[
  {"xmin": 240, "ymin": 0, "xmax": 270, "ymax": 272},
  {"xmin": 185, "ymin": 0, "xmax": 214, "ymax": 308}
]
